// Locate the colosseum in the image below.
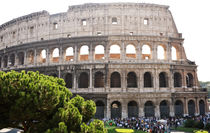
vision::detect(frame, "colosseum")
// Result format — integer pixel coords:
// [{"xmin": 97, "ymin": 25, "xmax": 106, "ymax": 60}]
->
[{"xmin": 0, "ymin": 3, "xmax": 208, "ymax": 119}]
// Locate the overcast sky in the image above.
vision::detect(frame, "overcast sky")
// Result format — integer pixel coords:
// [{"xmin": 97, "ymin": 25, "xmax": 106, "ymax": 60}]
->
[{"xmin": 0, "ymin": 0, "xmax": 209, "ymax": 81}]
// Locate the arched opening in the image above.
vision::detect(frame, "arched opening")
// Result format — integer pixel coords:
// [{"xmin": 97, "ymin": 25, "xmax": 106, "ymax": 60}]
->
[
  {"xmin": 199, "ymin": 100, "xmax": 205, "ymax": 115},
  {"xmin": 65, "ymin": 47, "xmax": 74, "ymax": 61},
  {"xmin": 157, "ymin": 45, "xmax": 166, "ymax": 60},
  {"xmin": 159, "ymin": 72, "xmax": 168, "ymax": 87},
  {"xmin": 174, "ymin": 72, "xmax": 182, "ymax": 87},
  {"xmin": 186, "ymin": 73, "xmax": 194, "ymax": 88},
  {"xmin": 111, "ymin": 101, "xmax": 121, "ymax": 119},
  {"xmin": 110, "ymin": 72, "xmax": 121, "ymax": 88},
  {"xmin": 3, "ymin": 55, "xmax": 8, "ymax": 67},
  {"xmin": 128, "ymin": 101, "xmax": 138, "ymax": 118},
  {"xmin": 144, "ymin": 101, "xmax": 155, "ymax": 117},
  {"xmin": 144, "ymin": 72, "xmax": 153, "ymax": 87},
  {"xmin": 79, "ymin": 72, "xmax": 89, "ymax": 88},
  {"xmin": 9, "ymin": 54, "xmax": 15, "ymax": 66},
  {"xmin": 160, "ymin": 100, "xmax": 170, "ymax": 118},
  {"xmin": 142, "ymin": 44, "xmax": 151, "ymax": 60},
  {"xmin": 65, "ymin": 73, "xmax": 73, "ymax": 88},
  {"xmin": 188, "ymin": 100, "xmax": 195, "ymax": 116},
  {"xmin": 17, "ymin": 52, "xmax": 24, "ymax": 65},
  {"xmin": 112, "ymin": 17, "xmax": 118, "ymax": 24},
  {"xmin": 40, "ymin": 49, "xmax": 46, "ymax": 63},
  {"xmin": 49, "ymin": 73, "xmax": 58, "ymax": 77},
  {"xmin": 109, "ymin": 44, "xmax": 120, "ymax": 59},
  {"xmin": 127, "ymin": 72, "xmax": 137, "ymax": 88},
  {"xmin": 175, "ymin": 100, "xmax": 183, "ymax": 117},
  {"xmin": 52, "ymin": 48, "xmax": 59, "ymax": 63},
  {"xmin": 95, "ymin": 45, "xmax": 104, "ymax": 60},
  {"xmin": 95, "ymin": 101, "xmax": 105, "ymax": 119},
  {"xmin": 94, "ymin": 71, "xmax": 104, "ymax": 88},
  {"xmin": 126, "ymin": 44, "xmax": 136, "ymax": 58},
  {"xmin": 27, "ymin": 50, "xmax": 34, "ymax": 64},
  {"xmin": 172, "ymin": 46, "xmax": 177, "ymax": 60},
  {"xmin": 79, "ymin": 45, "xmax": 89, "ymax": 61}
]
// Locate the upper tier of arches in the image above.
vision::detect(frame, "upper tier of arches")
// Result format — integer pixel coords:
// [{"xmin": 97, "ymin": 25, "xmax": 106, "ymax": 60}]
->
[{"xmin": 0, "ymin": 3, "xmax": 181, "ymax": 49}]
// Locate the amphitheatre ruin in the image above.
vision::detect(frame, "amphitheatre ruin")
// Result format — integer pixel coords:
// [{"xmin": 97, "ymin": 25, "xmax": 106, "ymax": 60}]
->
[{"xmin": 0, "ymin": 3, "xmax": 208, "ymax": 119}]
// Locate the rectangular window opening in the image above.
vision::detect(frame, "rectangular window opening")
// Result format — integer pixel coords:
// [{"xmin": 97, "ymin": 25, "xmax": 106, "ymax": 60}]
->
[
  {"xmin": 144, "ymin": 18, "xmax": 149, "ymax": 25},
  {"xmin": 53, "ymin": 23, "xmax": 58, "ymax": 29},
  {"xmin": 30, "ymin": 26, "xmax": 34, "ymax": 34},
  {"xmin": 97, "ymin": 31, "xmax": 102, "ymax": 36},
  {"xmin": 129, "ymin": 32, "xmax": 133, "ymax": 35},
  {"xmin": 0, "ymin": 36, "xmax": 3, "ymax": 42},
  {"xmin": 82, "ymin": 19, "xmax": 87, "ymax": 26}
]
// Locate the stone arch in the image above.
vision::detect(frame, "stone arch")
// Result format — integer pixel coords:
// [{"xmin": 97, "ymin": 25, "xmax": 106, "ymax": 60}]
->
[
  {"xmin": 9, "ymin": 54, "xmax": 15, "ymax": 66},
  {"xmin": 110, "ymin": 72, "xmax": 121, "ymax": 88},
  {"xmin": 40, "ymin": 49, "xmax": 46, "ymax": 63},
  {"xmin": 27, "ymin": 50, "xmax": 34, "ymax": 64},
  {"xmin": 109, "ymin": 44, "xmax": 121, "ymax": 59},
  {"xmin": 144, "ymin": 101, "xmax": 155, "ymax": 117},
  {"xmin": 127, "ymin": 72, "xmax": 137, "ymax": 88},
  {"xmin": 79, "ymin": 72, "xmax": 89, "ymax": 88},
  {"xmin": 65, "ymin": 47, "xmax": 74, "ymax": 61},
  {"xmin": 128, "ymin": 101, "xmax": 138, "ymax": 118},
  {"xmin": 186, "ymin": 73, "xmax": 194, "ymax": 88},
  {"xmin": 65, "ymin": 73, "xmax": 73, "ymax": 88},
  {"xmin": 199, "ymin": 100, "xmax": 205, "ymax": 115},
  {"xmin": 95, "ymin": 100, "xmax": 105, "ymax": 119},
  {"xmin": 111, "ymin": 101, "xmax": 121, "ymax": 119},
  {"xmin": 174, "ymin": 72, "xmax": 182, "ymax": 87},
  {"xmin": 142, "ymin": 44, "xmax": 151, "ymax": 60},
  {"xmin": 188, "ymin": 100, "xmax": 195, "ymax": 116},
  {"xmin": 172, "ymin": 46, "xmax": 178, "ymax": 60},
  {"xmin": 94, "ymin": 71, "xmax": 104, "ymax": 88},
  {"xmin": 52, "ymin": 48, "xmax": 59, "ymax": 63},
  {"xmin": 79, "ymin": 45, "xmax": 89, "ymax": 61},
  {"xmin": 17, "ymin": 52, "xmax": 24, "ymax": 65},
  {"xmin": 175, "ymin": 100, "xmax": 184, "ymax": 117},
  {"xmin": 126, "ymin": 44, "xmax": 136, "ymax": 58},
  {"xmin": 157, "ymin": 45, "xmax": 166, "ymax": 60},
  {"xmin": 3, "ymin": 55, "xmax": 8, "ymax": 67},
  {"xmin": 144, "ymin": 72, "xmax": 153, "ymax": 87},
  {"xmin": 94, "ymin": 45, "xmax": 105, "ymax": 60},
  {"xmin": 159, "ymin": 72, "xmax": 168, "ymax": 87},
  {"xmin": 160, "ymin": 100, "xmax": 170, "ymax": 118}
]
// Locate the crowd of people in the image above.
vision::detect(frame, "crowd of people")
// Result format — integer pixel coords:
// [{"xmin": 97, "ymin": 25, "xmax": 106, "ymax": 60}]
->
[{"xmin": 103, "ymin": 115, "xmax": 210, "ymax": 133}]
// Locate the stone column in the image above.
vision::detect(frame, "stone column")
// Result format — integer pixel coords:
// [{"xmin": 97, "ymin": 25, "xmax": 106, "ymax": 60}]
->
[
  {"xmin": 14, "ymin": 52, "xmax": 18, "ymax": 66},
  {"xmin": 121, "ymin": 41, "xmax": 125, "ymax": 62},
  {"xmin": 34, "ymin": 49, "xmax": 37, "ymax": 66},
  {"xmin": 46, "ymin": 48, "xmax": 50, "ymax": 65},
  {"xmin": 107, "ymin": 99, "xmax": 111, "ymax": 119},
  {"xmin": 167, "ymin": 43, "xmax": 172, "ymax": 61},
  {"xmin": 182, "ymin": 70, "xmax": 187, "ymax": 89},
  {"xmin": 139, "ymin": 70, "xmax": 143, "ymax": 92},
  {"xmin": 24, "ymin": 51, "xmax": 27, "ymax": 65},
  {"xmin": 155, "ymin": 105, "xmax": 160, "ymax": 118},
  {"xmin": 59, "ymin": 46, "xmax": 63, "ymax": 64},
  {"xmin": 73, "ymin": 67, "xmax": 77, "ymax": 90},
  {"xmin": 184, "ymin": 98, "xmax": 188, "ymax": 116},
  {"xmin": 205, "ymin": 97, "xmax": 208, "ymax": 114},
  {"xmin": 170, "ymin": 98, "xmax": 175, "ymax": 117},
  {"xmin": 89, "ymin": 43, "xmax": 94, "ymax": 63},
  {"xmin": 74, "ymin": 45, "xmax": 78, "ymax": 63},
  {"xmin": 152, "ymin": 43, "xmax": 157, "ymax": 61},
  {"xmin": 169, "ymin": 71, "xmax": 174, "ymax": 92},
  {"xmin": 138, "ymin": 41, "xmax": 142, "ymax": 61},
  {"xmin": 122, "ymin": 100, "xmax": 127, "ymax": 118},
  {"xmin": 154, "ymin": 68, "xmax": 159, "ymax": 91},
  {"xmin": 122, "ymin": 70, "xmax": 126, "ymax": 92},
  {"xmin": 89, "ymin": 68, "xmax": 93, "ymax": 89},
  {"xmin": 195, "ymin": 97, "xmax": 199, "ymax": 116}
]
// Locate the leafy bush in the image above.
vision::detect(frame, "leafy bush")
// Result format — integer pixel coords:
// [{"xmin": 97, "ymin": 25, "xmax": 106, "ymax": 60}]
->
[
  {"xmin": 184, "ymin": 119, "xmax": 195, "ymax": 128},
  {"xmin": 204, "ymin": 123, "xmax": 210, "ymax": 130},
  {"xmin": 0, "ymin": 70, "xmax": 106, "ymax": 133},
  {"xmin": 194, "ymin": 121, "xmax": 204, "ymax": 129}
]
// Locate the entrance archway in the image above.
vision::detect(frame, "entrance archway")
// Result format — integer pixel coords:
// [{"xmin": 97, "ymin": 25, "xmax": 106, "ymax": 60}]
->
[
  {"xmin": 199, "ymin": 100, "xmax": 205, "ymax": 115},
  {"xmin": 188, "ymin": 100, "xmax": 195, "ymax": 116},
  {"xmin": 160, "ymin": 100, "xmax": 170, "ymax": 118},
  {"xmin": 128, "ymin": 101, "xmax": 138, "ymax": 118},
  {"xmin": 111, "ymin": 101, "xmax": 121, "ymax": 119},
  {"xmin": 144, "ymin": 101, "xmax": 155, "ymax": 117},
  {"xmin": 95, "ymin": 101, "xmax": 105, "ymax": 119},
  {"xmin": 175, "ymin": 100, "xmax": 183, "ymax": 117}
]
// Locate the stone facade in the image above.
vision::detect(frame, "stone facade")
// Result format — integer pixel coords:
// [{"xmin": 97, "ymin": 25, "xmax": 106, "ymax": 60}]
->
[{"xmin": 0, "ymin": 3, "xmax": 208, "ymax": 119}]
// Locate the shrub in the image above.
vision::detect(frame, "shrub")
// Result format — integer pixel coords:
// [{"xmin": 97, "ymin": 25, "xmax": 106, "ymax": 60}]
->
[
  {"xmin": 204, "ymin": 123, "xmax": 210, "ymax": 130},
  {"xmin": 194, "ymin": 121, "xmax": 204, "ymax": 129},
  {"xmin": 184, "ymin": 119, "xmax": 195, "ymax": 128}
]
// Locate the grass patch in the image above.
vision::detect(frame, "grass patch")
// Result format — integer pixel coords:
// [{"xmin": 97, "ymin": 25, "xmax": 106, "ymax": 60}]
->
[
  {"xmin": 171, "ymin": 126, "xmax": 199, "ymax": 132},
  {"xmin": 106, "ymin": 126, "xmax": 145, "ymax": 133}
]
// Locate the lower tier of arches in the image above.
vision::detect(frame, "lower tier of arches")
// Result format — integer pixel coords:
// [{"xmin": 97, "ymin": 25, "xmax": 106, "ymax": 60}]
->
[{"xmin": 77, "ymin": 93, "xmax": 208, "ymax": 119}]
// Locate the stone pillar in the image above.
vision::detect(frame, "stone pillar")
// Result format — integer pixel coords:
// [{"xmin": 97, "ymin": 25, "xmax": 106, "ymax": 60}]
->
[
  {"xmin": 46, "ymin": 48, "xmax": 50, "ymax": 65},
  {"xmin": 105, "ymin": 42, "xmax": 109, "ymax": 62},
  {"xmin": 138, "ymin": 41, "xmax": 142, "ymax": 61},
  {"xmin": 170, "ymin": 98, "xmax": 175, "ymax": 117},
  {"xmin": 155, "ymin": 105, "xmax": 160, "ymax": 118},
  {"xmin": 139, "ymin": 105, "xmax": 144, "ymax": 117},
  {"xmin": 74, "ymin": 45, "xmax": 78, "ymax": 63},
  {"xmin": 184, "ymin": 98, "xmax": 188, "ymax": 116},
  {"xmin": 107, "ymin": 99, "xmax": 111, "ymax": 119},
  {"xmin": 205, "ymin": 97, "xmax": 208, "ymax": 115},
  {"xmin": 59, "ymin": 46, "xmax": 63, "ymax": 64},
  {"xmin": 34, "ymin": 49, "xmax": 37, "ymax": 66},
  {"xmin": 152, "ymin": 43, "xmax": 157, "ymax": 61},
  {"xmin": 122, "ymin": 100, "xmax": 127, "ymax": 118},
  {"xmin": 58, "ymin": 66, "xmax": 61, "ymax": 78},
  {"xmin": 154, "ymin": 68, "xmax": 159, "ymax": 91},
  {"xmin": 89, "ymin": 44, "xmax": 93, "ymax": 63},
  {"xmin": 73, "ymin": 67, "xmax": 77, "ymax": 90},
  {"xmin": 122, "ymin": 70, "xmax": 126, "ymax": 92},
  {"xmin": 121, "ymin": 41, "xmax": 125, "ymax": 62},
  {"xmin": 14, "ymin": 52, "xmax": 18, "ymax": 66},
  {"xmin": 167, "ymin": 43, "xmax": 172, "ymax": 61},
  {"xmin": 24, "ymin": 51, "xmax": 27, "ymax": 65},
  {"xmin": 89, "ymin": 68, "xmax": 93, "ymax": 89},
  {"xmin": 195, "ymin": 97, "xmax": 199, "ymax": 116}
]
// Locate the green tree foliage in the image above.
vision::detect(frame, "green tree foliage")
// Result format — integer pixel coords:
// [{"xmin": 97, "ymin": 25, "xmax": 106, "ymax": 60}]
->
[{"xmin": 0, "ymin": 70, "xmax": 106, "ymax": 133}]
